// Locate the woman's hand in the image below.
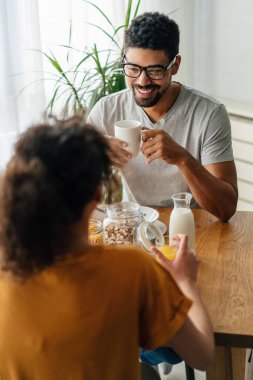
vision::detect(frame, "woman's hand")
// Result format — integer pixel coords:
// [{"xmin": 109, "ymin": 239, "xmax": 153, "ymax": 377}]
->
[{"xmin": 152, "ymin": 234, "xmax": 198, "ymax": 286}]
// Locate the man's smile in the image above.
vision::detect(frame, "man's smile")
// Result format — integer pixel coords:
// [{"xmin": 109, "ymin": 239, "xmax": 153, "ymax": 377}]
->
[{"xmin": 133, "ymin": 85, "xmax": 160, "ymax": 98}]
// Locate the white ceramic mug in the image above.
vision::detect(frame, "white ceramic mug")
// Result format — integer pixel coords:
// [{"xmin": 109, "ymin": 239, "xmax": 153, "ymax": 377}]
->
[{"xmin": 114, "ymin": 120, "xmax": 141, "ymax": 158}]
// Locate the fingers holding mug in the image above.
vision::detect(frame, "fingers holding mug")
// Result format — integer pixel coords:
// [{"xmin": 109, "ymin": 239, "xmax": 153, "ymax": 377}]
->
[{"xmin": 114, "ymin": 120, "xmax": 141, "ymax": 159}]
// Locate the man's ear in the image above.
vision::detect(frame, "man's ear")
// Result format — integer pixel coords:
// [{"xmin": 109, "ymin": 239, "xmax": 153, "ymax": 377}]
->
[{"xmin": 171, "ymin": 55, "xmax": 181, "ymax": 75}]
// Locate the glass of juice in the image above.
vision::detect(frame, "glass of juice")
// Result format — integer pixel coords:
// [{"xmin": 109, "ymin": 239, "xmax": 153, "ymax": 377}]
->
[{"xmin": 156, "ymin": 235, "xmax": 177, "ymax": 260}]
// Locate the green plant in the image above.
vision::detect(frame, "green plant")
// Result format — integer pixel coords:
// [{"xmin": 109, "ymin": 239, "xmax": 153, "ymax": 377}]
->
[
  {"xmin": 38, "ymin": 1, "xmax": 141, "ymax": 204},
  {"xmin": 41, "ymin": 0, "xmax": 141, "ymax": 119}
]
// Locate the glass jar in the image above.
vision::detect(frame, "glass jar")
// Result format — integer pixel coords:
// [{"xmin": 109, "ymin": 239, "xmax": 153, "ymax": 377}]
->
[
  {"xmin": 103, "ymin": 202, "xmax": 164, "ymax": 253},
  {"xmin": 88, "ymin": 219, "xmax": 103, "ymax": 245},
  {"xmin": 103, "ymin": 202, "xmax": 143, "ymax": 245}
]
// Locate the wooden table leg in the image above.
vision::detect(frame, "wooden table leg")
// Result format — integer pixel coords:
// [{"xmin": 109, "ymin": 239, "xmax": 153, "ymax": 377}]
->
[
  {"xmin": 206, "ymin": 347, "xmax": 246, "ymax": 380},
  {"xmin": 232, "ymin": 348, "xmax": 246, "ymax": 380},
  {"xmin": 206, "ymin": 346, "xmax": 232, "ymax": 380}
]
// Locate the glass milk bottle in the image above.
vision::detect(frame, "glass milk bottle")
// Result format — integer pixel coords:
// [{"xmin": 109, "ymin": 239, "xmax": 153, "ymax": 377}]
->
[{"xmin": 169, "ymin": 192, "xmax": 195, "ymax": 249}]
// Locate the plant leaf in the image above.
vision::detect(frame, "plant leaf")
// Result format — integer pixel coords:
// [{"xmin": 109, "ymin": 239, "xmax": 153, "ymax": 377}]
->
[
  {"xmin": 125, "ymin": 0, "xmax": 133, "ymax": 27},
  {"xmin": 167, "ymin": 7, "xmax": 181, "ymax": 17},
  {"xmin": 133, "ymin": 0, "xmax": 141, "ymax": 18},
  {"xmin": 67, "ymin": 20, "xmax": 72, "ymax": 62},
  {"xmin": 85, "ymin": 22, "xmax": 121, "ymax": 49},
  {"xmin": 83, "ymin": 0, "xmax": 115, "ymax": 31},
  {"xmin": 43, "ymin": 51, "xmax": 64, "ymax": 74}
]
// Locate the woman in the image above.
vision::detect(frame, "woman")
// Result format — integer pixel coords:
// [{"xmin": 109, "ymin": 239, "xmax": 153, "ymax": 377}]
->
[{"xmin": 0, "ymin": 117, "xmax": 213, "ymax": 379}]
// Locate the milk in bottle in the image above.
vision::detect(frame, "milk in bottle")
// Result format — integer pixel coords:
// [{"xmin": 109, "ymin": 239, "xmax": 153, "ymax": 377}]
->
[{"xmin": 169, "ymin": 192, "xmax": 195, "ymax": 249}]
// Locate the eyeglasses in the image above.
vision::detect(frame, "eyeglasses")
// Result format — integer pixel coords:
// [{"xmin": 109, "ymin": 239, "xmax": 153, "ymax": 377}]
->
[{"xmin": 121, "ymin": 55, "xmax": 177, "ymax": 80}]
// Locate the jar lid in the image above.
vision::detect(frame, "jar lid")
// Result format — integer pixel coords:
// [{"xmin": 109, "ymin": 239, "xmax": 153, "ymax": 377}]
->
[
  {"xmin": 106, "ymin": 201, "xmax": 142, "ymax": 220},
  {"xmin": 136, "ymin": 222, "xmax": 164, "ymax": 254}
]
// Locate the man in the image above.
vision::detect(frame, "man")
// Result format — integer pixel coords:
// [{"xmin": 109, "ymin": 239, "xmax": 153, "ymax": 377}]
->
[
  {"xmin": 88, "ymin": 12, "xmax": 238, "ymax": 222},
  {"xmin": 0, "ymin": 117, "xmax": 214, "ymax": 379}
]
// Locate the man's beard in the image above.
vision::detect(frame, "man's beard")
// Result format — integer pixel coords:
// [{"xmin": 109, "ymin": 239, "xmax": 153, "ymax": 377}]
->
[{"xmin": 132, "ymin": 84, "xmax": 167, "ymax": 108}]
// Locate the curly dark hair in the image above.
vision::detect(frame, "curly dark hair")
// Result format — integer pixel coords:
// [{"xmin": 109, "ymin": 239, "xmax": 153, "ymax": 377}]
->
[
  {"xmin": 124, "ymin": 12, "xmax": 180, "ymax": 60},
  {"xmin": 0, "ymin": 117, "xmax": 111, "ymax": 278}
]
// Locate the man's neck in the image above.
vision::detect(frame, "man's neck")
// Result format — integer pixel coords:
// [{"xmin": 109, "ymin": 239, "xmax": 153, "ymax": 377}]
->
[{"xmin": 142, "ymin": 82, "xmax": 181, "ymax": 124}]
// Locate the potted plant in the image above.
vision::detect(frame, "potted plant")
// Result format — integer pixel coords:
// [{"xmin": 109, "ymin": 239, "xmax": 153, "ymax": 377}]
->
[
  {"xmin": 39, "ymin": 0, "xmax": 141, "ymax": 203},
  {"xmin": 41, "ymin": 0, "xmax": 140, "ymax": 119}
]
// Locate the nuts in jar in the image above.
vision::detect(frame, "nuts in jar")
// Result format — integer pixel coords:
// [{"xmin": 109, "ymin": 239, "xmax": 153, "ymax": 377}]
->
[
  {"xmin": 104, "ymin": 224, "xmax": 135, "ymax": 245},
  {"xmin": 88, "ymin": 219, "xmax": 103, "ymax": 245},
  {"xmin": 103, "ymin": 202, "xmax": 143, "ymax": 246}
]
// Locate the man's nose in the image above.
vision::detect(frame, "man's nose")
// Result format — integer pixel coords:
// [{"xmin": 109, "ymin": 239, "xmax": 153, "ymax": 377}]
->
[{"xmin": 136, "ymin": 69, "xmax": 152, "ymax": 86}]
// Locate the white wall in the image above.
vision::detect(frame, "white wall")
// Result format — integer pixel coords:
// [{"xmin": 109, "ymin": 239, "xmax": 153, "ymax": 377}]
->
[
  {"xmin": 174, "ymin": 0, "xmax": 253, "ymax": 211},
  {"xmin": 231, "ymin": 116, "xmax": 253, "ymax": 210},
  {"xmin": 175, "ymin": 0, "xmax": 253, "ymax": 106}
]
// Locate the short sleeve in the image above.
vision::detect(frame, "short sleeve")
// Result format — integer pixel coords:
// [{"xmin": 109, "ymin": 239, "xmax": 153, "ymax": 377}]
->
[
  {"xmin": 87, "ymin": 100, "xmax": 106, "ymax": 134},
  {"xmin": 138, "ymin": 255, "xmax": 192, "ymax": 350},
  {"xmin": 201, "ymin": 104, "xmax": 234, "ymax": 165}
]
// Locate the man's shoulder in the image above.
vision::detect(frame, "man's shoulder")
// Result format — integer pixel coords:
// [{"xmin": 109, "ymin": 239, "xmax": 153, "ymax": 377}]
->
[
  {"xmin": 182, "ymin": 84, "xmax": 224, "ymax": 108},
  {"xmin": 99, "ymin": 88, "xmax": 131, "ymax": 104},
  {"xmin": 88, "ymin": 88, "xmax": 131, "ymax": 123}
]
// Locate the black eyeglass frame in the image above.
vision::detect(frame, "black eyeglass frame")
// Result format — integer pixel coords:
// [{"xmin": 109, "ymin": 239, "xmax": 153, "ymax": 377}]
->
[{"xmin": 121, "ymin": 55, "xmax": 177, "ymax": 80}]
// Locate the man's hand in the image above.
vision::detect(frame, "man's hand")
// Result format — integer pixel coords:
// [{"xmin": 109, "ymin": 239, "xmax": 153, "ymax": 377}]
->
[
  {"xmin": 105, "ymin": 135, "xmax": 132, "ymax": 168},
  {"xmin": 141, "ymin": 129, "xmax": 188, "ymax": 165},
  {"xmin": 141, "ymin": 128, "xmax": 237, "ymax": 221}
]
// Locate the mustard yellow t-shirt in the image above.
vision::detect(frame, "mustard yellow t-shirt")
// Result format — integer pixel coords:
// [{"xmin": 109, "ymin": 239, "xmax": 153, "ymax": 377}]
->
[{"xmin": 0, "ymin": 245, "xmax": 192, "ymax": 380}]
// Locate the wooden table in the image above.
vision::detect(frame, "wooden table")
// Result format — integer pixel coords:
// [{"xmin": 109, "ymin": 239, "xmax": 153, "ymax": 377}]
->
[{"xmin": 156, "ymin": 208, "xmax": 253, "ymax": 380}]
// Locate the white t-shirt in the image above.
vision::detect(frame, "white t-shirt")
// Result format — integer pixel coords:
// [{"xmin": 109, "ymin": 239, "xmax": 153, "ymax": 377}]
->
[{"xmin": 88, "ymin": 83, "xmax": 234, "ymax": 207}]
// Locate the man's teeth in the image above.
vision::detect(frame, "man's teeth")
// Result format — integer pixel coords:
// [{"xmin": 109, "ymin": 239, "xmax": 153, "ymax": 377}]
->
[{"xmin": 138, "ymin": 88, "xmax": 152, "ymax": 94}]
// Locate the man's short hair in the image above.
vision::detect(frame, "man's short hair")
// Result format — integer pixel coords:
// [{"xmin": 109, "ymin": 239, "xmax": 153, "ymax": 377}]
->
[{"xmin": 124, "ymin": 12, "xmax": 180, "ymax": 60}]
